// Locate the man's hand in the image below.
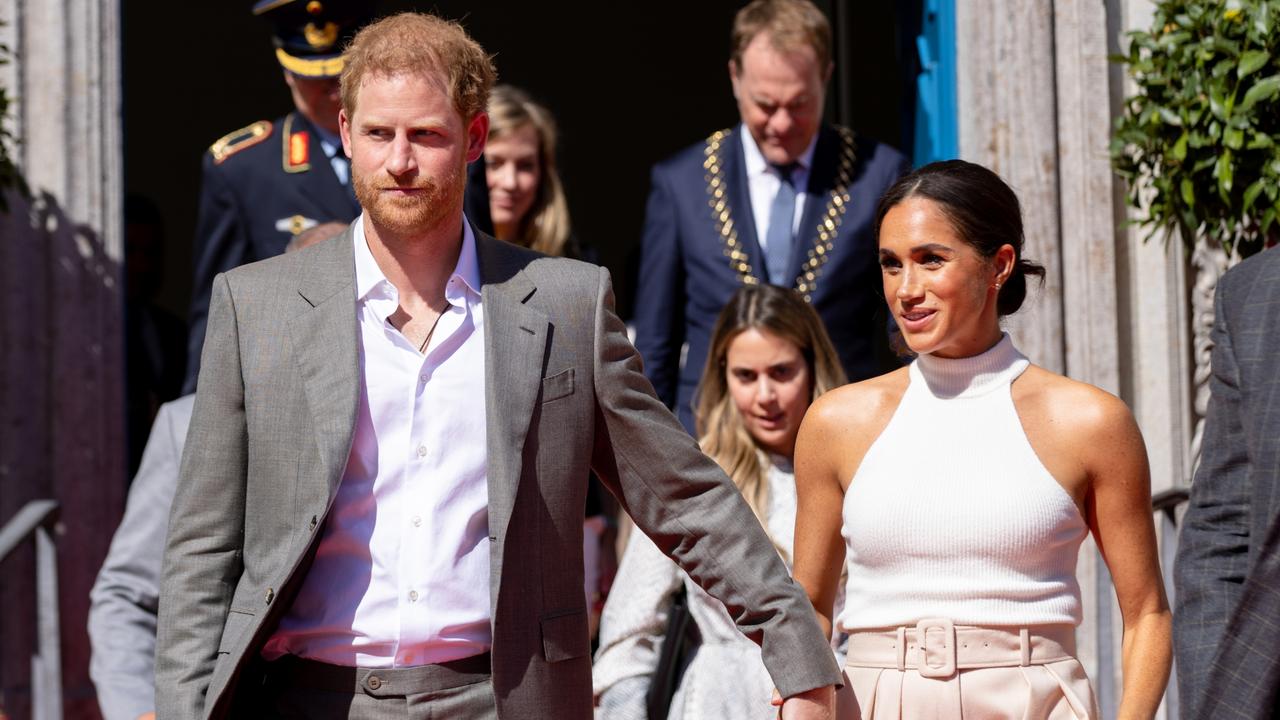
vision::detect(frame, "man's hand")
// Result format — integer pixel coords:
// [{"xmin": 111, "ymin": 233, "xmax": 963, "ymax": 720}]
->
[{"xmin": 771, "ymin": 685, "xmax": 835, "ymax": 720}]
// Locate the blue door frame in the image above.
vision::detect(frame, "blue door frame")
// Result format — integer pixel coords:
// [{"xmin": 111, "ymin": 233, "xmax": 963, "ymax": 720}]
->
[{"xmin": 914, "ymin": 0, "xmax": 958, "ymax": 166}]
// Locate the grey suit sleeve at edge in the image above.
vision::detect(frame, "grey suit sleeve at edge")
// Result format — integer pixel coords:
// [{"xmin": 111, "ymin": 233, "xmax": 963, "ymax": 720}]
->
[
  {"xmin": 1173, "ymin": 277, "xmax": 1252, "ymax": 718},
  {"xmin": 156, "ymin": 274, "xmax": 249, "ymax": 719},
  {"xmin": 89, "ymin": 400, "xmax": 186, "ymax": 720},
  {"xmin": 589, "ymin": 266, "xmax": 840, "ymax": 699},
  {"xmin": 1196, "ymin": 515, "xmax": 1280, "ymax": 719}
]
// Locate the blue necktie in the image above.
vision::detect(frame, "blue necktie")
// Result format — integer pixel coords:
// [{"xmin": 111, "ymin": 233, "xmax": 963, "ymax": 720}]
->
[{"xmin": 764, "ymin": 163, "xmax": 798, "ymax": 285}]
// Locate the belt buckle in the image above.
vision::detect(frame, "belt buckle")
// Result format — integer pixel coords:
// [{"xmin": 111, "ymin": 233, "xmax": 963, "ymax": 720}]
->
[{"xmin": 915, "ymin": 618, "xmax": 956, "ymax": 679}]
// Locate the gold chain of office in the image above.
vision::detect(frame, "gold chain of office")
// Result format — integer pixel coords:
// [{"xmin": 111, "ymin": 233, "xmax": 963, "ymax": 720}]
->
[{"xmin": 701, "ymin": 126, "xmax": 857, "ymax": 302}]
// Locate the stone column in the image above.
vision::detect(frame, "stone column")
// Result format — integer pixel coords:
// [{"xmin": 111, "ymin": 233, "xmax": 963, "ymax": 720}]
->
[{"xmin": 0, "ymin": 0, "xmax": 124, "ymax": 717}]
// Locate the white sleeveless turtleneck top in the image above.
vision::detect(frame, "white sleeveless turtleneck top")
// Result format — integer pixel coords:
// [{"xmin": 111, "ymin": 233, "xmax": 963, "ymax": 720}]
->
[{"xmin": 835, "ymin": 334, "xmax": 1088, "ymax": 631}]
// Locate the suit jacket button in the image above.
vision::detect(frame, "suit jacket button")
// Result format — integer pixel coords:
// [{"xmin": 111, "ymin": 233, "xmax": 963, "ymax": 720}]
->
[
  {"xmin": 367, "ymin": 675, "xmax": 382, "ymax": 690},
  {"xmin": 309, "ymin": 515, "xmax": 318, "ymax": 531},
  {"xmin": 265, "ymin": 587, "xmax": 275, "ymax": 604}
]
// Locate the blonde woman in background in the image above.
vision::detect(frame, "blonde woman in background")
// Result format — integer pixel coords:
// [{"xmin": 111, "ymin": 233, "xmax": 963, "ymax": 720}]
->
[
  {"xmin": 483, "ymin": 84, "xmax": 578, "ymax": 258},
  {"xmin": 593, "ymin": 285, "xmax": 847, "ymax": 720}
]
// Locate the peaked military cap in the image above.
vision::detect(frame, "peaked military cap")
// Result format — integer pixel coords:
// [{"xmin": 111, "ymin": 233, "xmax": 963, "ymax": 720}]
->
[{"xmin": 252, "ymin": 0, "xmax": 373, "ymax": 78}]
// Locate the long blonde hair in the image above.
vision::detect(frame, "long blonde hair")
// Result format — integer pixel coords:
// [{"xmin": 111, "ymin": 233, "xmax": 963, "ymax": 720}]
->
[
  {"xmin": 695, "ymin": 285, "xmax": 846, "ymax": 530},
  {"xmin": 486, "ymin": 85, "xmax": 572, "ymax": 256}
]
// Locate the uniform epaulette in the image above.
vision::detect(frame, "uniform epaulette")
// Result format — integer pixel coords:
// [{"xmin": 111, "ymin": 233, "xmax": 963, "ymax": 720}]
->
[
  {"xmin": 210, "ymin": 120, "xmax": 274, "ymax": 164},
  {"xmin": 281, "ymin": 114, "xmax": 311, "ymax": 173}
]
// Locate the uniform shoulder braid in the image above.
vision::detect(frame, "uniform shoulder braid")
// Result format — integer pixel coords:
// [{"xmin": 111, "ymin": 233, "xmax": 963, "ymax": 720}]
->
[{"xmin": 209, "ymin": 120, "xmax": 274, "ymax": 164}]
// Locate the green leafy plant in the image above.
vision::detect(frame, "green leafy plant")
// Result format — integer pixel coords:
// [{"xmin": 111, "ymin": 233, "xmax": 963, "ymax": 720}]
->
[
  {"xmin": 1112, "ymin": 0, "xmax": 1280, "ymax": 257},
  {"xmin": 0, "ymin": 20, "xmax": 27, "ymax": 213}
]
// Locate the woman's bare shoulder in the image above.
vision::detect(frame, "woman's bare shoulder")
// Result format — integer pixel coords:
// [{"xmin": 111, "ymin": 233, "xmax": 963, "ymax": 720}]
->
[
  {"xmin": 1015, "ymin": 365, "xmax": 1139, "ymax": 441},
  {"xmin": 805, "ymin": 367, "xmax": 911, "ymax": 440},
  {"xmin": 798, "ymin": 368, "xmax": 911, "ymax": 487}
]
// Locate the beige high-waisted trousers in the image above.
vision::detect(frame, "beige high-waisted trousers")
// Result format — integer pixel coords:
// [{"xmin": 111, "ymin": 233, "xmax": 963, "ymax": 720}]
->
[{"xmin": 836, "ymin": 620, "xmax": 1098, "ymax": 720}]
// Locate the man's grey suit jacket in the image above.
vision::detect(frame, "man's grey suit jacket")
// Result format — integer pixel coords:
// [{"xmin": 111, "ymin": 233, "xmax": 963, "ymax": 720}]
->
[
  {"xmin": 1175, "ymin": 246, "xmax": 1280, "ymax": 719},
  {"xmin": 90, "ymin": 395, "xmax": 194, "ymax": 720},
  {"xmin": 156, "ymin": 227, "xmax": 841, "ymax": 719}
]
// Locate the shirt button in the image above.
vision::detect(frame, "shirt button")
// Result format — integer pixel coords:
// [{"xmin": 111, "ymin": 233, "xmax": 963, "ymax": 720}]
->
[
  {"xmin": 416, "ymin": 445, "xmax": 427, "ymax": 457},
  {"xmin": 419, "ymin": 374, "xmax": 428, "ymax": 383},
  {"xmin": 409, "ymin": 590, "xmax": 419, "ymax": 602},
  {"xmin": 411, "ymin": 516, "xmax": 422, "ymax": 527}
]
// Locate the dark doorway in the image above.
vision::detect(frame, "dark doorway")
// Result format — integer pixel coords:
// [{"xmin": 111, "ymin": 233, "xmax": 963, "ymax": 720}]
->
[
  {"xmin": 123, "ymin": 1, "xmax": 917, "ymax": 322},
  {"xmin": 120, "ymin": 2, "xmax": 918, "ymax": 462}
]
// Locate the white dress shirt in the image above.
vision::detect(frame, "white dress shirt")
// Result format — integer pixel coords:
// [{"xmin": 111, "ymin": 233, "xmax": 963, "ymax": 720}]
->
[
  {"xmin": 739, "ymin": 124, "xmax": 819, "ymax": 252},
  {"xmin": 264, "ymin": 216, "xmax": 491, "ymax": 667}
]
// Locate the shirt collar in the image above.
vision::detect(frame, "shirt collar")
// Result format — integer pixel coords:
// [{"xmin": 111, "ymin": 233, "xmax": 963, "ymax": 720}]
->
[
  {"xmin": 353, "ymin": 215, "xmax": 482, "ymax": 307},
  {"xmin": 739, "ymin": 123, "xmax": 819, "ymax": 179}
]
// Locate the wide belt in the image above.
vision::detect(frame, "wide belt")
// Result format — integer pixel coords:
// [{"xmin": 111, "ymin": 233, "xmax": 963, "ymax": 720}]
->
[{"xmin": 845, "ymin": 619, "xmax": 1076, "ymax": 679}]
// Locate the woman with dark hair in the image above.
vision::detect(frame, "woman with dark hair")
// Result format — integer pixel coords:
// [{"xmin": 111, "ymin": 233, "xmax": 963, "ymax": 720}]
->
[
  {"xmin": 790, "ymin": 160, "xmax": 1171, "ymax": 718},
  {"xmin": 594, "ymin": 284, "xmax": 847, "ymax": 720}
]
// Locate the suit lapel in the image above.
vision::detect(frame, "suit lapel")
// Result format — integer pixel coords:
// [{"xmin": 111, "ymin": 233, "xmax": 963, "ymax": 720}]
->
[
  {"xmin": 726, "ymin": 130, "xmax": 768, "ymax": 281},
  {"xmin": 288, "ymin": 230, "xmax": 360, "ymax": 500},
  {"xmin": 476, "ymin": 234, "xmax": 549, "ymax": 601},
  {"xmin": 790, "ymin": 126, "xmax": 839, "ymax": 282}
]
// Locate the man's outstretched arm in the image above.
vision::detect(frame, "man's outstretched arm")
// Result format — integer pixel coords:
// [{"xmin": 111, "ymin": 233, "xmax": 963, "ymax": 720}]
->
[{"xmin": 589, "ymin": 266, "xmax": 839, "ymax": 712}]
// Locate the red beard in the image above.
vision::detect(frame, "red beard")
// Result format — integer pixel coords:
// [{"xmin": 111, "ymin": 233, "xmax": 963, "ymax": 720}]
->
[{"xmin": 353, "ymin": 162, "xmax": 466, "ymax": 236}]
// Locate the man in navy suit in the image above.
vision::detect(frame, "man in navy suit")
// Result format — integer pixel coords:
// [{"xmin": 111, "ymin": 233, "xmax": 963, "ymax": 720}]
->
[
  {"xmin": 184, "ymin": 0, "xmax": 370, "ymax": 392},
  {"xmin": 633, "ymin": 0, "xmax": 909, "ymax": 431}
]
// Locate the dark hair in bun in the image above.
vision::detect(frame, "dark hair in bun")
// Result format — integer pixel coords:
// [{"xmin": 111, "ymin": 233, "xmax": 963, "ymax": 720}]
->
[{"xmin": 874, "ymin": 159, "xmax": 1045, "ymax": 316}]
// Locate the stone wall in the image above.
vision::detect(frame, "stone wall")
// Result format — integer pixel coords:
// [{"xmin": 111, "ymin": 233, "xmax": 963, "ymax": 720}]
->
[{"xmin": 0, "ymin": 0, "xmax": 124, "ymax": 717}]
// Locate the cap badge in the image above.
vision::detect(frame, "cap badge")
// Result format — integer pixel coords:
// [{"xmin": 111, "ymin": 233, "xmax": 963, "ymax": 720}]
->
[{"xmin": 304, "ymin": 21, "xmax": 338, "ymax": 50}]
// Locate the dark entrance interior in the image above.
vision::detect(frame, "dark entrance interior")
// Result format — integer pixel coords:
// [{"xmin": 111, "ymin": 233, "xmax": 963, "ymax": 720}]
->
[{"xmin": 121, "ymin": 0, "xmax": 920, "ymax": 464}]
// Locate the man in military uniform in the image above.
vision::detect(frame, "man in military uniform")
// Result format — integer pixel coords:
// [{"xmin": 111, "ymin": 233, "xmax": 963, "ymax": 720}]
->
[
  {"xmin": 184, "ymin": 0, "xmax": 370, "ymax": 392},
  {"xmin": 633, "ymin": 0, "xmax": 909, "ymax": 431}
]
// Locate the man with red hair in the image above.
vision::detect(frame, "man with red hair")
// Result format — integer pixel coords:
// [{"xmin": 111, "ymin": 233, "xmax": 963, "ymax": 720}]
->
[{"xmin": 159, "ymin": 12, "xmax": 840, "ymax": 720}]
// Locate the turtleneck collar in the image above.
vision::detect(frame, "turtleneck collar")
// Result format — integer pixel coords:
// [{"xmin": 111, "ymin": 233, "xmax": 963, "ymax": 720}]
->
[{"xmin": 912, "ymin": 333, "xmax": 1029, "ymax": 399}]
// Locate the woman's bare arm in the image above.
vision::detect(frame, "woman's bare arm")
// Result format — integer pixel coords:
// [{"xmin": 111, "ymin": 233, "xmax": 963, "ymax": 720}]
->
[
  {"xmin": 1078, "ymin": 388, "xmax": 1172, "ymax": 719},
  {"xmin": 792, "ymin": 374, "xmax": 905, "ymax": 637},
  {"xmin": 792, "ymin": 396, "xmax": 852, "ymax": 638}
]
